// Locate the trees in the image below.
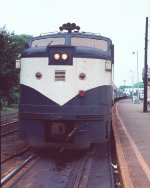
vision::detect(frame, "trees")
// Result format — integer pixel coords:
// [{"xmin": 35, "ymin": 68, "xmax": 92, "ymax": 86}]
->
[
  {"xmin": 0, "ymin": 26, "xmax": 32, "ymax": 109},
  {"xmin": 14, "ymin": 34, "xmax": 32, "ymax": 55}
]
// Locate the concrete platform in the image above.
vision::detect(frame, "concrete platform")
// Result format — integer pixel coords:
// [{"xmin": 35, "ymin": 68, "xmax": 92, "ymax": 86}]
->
[{"xmin": 112, "ymin": 99, "xmax": 150, "ymax": 188}]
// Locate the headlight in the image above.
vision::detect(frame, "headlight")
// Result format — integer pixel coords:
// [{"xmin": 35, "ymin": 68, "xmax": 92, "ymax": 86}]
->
[
  {"xmin": 54, "ymin": 53, "xmax": 60, "ymax": 60},
  {"xmin": 62, "ymin": 53, "xmax": 68, "ymax": 60}
]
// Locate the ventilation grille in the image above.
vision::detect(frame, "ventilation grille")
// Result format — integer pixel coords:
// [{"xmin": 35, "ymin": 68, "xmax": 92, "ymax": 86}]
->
[{"xmin": 55, "ymin": 70, "xmax": 65, "ymax": 81}]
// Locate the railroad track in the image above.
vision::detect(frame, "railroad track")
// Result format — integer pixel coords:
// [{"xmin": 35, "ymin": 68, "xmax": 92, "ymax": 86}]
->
[
  {"xmin": 1, "ymin": 121, "xmax": 18, "ymax": 137},
  {"xmin": 67, "ymin": 146, "xmax": 95, "ymax": 188},
  {"xmin": 1, "ymin": 149, "xmax": 94, "ymax": 188},
  {"xmin": 1, "ymin": 142, "xmax": 119, "ymax": 188},
  {"xmin": 1, "ymin": 154, "xmax": 40, "ymax": 187},
  {"xmin": 1, "ymin": 112, "xmax": 18, "ymax": 125},
  {"xmin": 1, "ymin": 113, "xmax": 18, "ymax": 137}
]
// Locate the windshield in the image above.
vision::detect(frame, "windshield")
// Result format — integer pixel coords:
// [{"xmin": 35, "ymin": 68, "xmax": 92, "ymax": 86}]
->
[
  {"xmin": 71, "ymin": 37, "xmax": 108, "ymax": 51},
  {"xmin": 31, "ymin": 37, "xmax": 65, "ymax": 47}
]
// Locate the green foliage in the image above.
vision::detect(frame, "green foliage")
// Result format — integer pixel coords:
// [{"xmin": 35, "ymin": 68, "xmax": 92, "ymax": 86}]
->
[
  {"xmin": 0, "ymin": 26, "xmax": 17, "ymax": 107},
  {"xmin": 119, "ymin": 82, "xmax": 144, "ymax": 89},
  {"xmin": 0, "ymin": 26, "xmax": 32, "ymax": 109},
  {"xmin": 134, "ymin": 82, "xmax": 144, "ymax": 88},
  {"xmin": 1, "ymin": 104, "xmax": 18, "ymax": 116},
  {"xmin": 14, "ymin": 34, "xmax": 32, "ymax": 57}
]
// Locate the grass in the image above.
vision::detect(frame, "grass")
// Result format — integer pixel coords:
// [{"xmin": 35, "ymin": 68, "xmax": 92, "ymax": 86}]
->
[{"xmin": 1, "ymin": 104, "xmax": 18, "ymax": 116}]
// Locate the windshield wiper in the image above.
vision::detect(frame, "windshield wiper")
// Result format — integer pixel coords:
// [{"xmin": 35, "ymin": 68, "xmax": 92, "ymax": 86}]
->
[{"xmin": 47, "ymin": 40, "xmax": 53, "ymax": 46}]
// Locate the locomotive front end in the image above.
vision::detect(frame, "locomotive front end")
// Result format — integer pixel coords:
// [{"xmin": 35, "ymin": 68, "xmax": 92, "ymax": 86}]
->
[{"xmin": 19, "ymin": 23, "xmax": 114, "ymax": 150}]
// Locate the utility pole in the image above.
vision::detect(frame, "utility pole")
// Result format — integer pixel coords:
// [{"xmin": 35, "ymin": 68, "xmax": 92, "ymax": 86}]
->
[
  {"xmin": 130, "ymin": 70, "xmax": 134, "ymax": 97},
  {"xmin": 143, "ymin": 17, "xmax": 148, "ymax": 112}
]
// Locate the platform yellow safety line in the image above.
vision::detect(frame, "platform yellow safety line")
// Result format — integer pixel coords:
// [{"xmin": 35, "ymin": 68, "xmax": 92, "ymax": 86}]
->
[
  {"xmin": 112, "ymin": 104, "xmax": 134, "ymax": 188},
  {"xmin": 116, "ymin": 101, "xmax": 150, "ymax": 182}
]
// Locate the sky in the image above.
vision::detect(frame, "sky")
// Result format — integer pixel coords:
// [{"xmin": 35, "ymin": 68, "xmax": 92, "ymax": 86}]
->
[{"xmin": 0, "ymin": 0, "xmax": 150, "ymax": 87}]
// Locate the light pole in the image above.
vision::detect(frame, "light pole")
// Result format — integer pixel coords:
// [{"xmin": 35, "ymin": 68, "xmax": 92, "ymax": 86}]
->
[
  {"xmin": 123, "ymin": 80, "xmax": 126, "ymax": 90},
  {"xmin": 130, "ymin": 70, "xmax": 134, "ymax": 97},
  {"xmin": 132, "ymin": 51, "xmax": 139, "ymax": 100}
]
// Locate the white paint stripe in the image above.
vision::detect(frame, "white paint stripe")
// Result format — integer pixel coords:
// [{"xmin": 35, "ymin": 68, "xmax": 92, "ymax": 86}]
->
[
  {"xmin": 112, "ymin": 104, "xmax": 134, "ymax": 188},
  {"xmin": 116, "ymin": 101, "xmax": 150, "ymax": 181},
  {"xmin": 21, "ymin": 57, "xmax": 112, "ymax": 106}
]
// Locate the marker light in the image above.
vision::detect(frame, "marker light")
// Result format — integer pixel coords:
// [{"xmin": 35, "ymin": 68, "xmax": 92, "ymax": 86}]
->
[
  {"xmin": 79, "ymin": 90, "xmax": 85, "ymax": 97},
  {"xmin": 54, "ymin": 53, "xmax": 60, "ymax": 60},
  {"xmin": 79, "ymin": 73, "xmax": 86, "ymax": 80},
  {"xmin": 35, "ymin": 72, "xmax": 42, "ymax": 80},
  {"xmin": 62, "ymin": 53, "xmax": 68, "ymax": 60}
]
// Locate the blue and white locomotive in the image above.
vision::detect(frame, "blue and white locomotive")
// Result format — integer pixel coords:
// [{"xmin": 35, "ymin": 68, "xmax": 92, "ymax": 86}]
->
[{"xmin": 18, "ymin": 23, "xmax": 114, "ymax": 150}]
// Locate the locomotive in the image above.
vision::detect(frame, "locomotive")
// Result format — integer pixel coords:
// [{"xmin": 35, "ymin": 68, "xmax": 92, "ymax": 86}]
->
[{"xmin": 18, "ymin": 23, "xmax": 115, "ymax": 150}]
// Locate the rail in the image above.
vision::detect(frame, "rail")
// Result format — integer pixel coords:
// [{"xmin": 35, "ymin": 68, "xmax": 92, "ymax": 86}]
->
[{"xmin": 1, "ymin": 112, "xmax": 18, "ymax": 125}]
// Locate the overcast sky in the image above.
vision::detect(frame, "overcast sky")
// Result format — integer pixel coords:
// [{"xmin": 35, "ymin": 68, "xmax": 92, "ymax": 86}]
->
[{"xmin": 0, "ymin": 0, "xmax": 150, "ymax": 86}]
